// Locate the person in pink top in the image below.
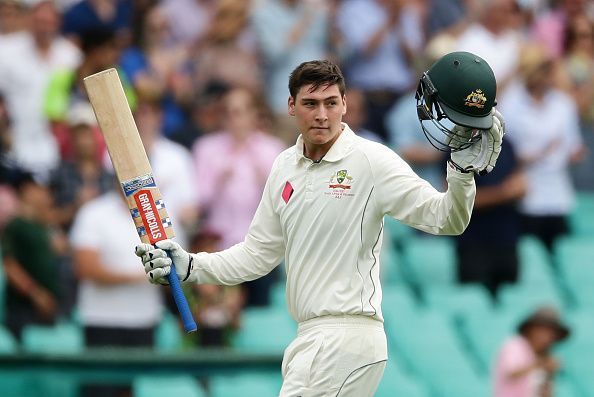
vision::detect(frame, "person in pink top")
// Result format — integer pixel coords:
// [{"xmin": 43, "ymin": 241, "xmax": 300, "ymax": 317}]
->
[
  {"xmin": 192, "ymin": 86, "xmax": 285, "ymax": 305},
  {"xmin": 493, "ymin": 307, "xmax": 571, "ymax": 397}
]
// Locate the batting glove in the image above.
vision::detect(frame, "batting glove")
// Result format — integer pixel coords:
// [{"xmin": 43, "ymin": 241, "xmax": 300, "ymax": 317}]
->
[
  {"xmin": 449, "ymin": 109, "xmax": 505, "ymax": 175},
  {"xmin": 135, "ymin": 240, "xmax": 194, "ymax": 285}
]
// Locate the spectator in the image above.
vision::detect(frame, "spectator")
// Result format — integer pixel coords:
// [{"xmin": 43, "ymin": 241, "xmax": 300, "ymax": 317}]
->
[
  {"xmin": 0, "ymin": 93, "xmax": 20, "ymax": 229},
  {"xmin": 455, "ymin": 139, "xmax": 526, "ymax": 298},
  {"xmin": 61, "ymin": 0, "xmax": 133, "ymax": 43},
  {"xmin": 455, "ymin": 0, "xmax": 524, "ymax": 93},
  {"xmin": 70, "ymin": 185, "xmax": 163, "ymax": 397},
  {"xmin": 169, "ymin": 81, "xmax": 229, "ymax": 150},
  {"xmin": 191, "ymin": 0, "xmax": 260, "ymax": 97},
  {"xmin": 192, "ymin": 87, "xmax": 285, "ymax": 305},
  {"xmin": 0, "ymin": 0, "xmax": 80, "ymax": 180},
  {"xmin": 557, "ymin": 14, "xmax": 594, "ymax": 191},
  {"xmin": 1, "ymin": 172, "xmax": 62, "ymax": 340},
  {"xmin": 0, "ymin": 0, "xmax": 25, "ymax": 37},
  {"xmin": 133, "ymin": 99, "xmax": 199, "ymax": 247},
  {"xmin": 49, "ymin": 102, "xmax": 113, "ymax": 232},
  {"xmin": 191, "ymin": 230, "xmax": 243, "ymax": 347},
  {"xmin": 493, "ymin": 306, "xmax": 570, "ymax": 397},
  {"xmin": 342, "ymin": 88, "xmax": 382, "ymax": 143},
  {"xmin": 532, "ymin": 0, "xmax": 587, "ymax": 59},
  {"xmin": 500, "ymin": 43, "xmax": 585, "ymax": 251},
  {"xmin": 252, "ymin": 0, "xmax": 328, "ymax": 114},
  {"xmin": 160, "ymin": 0, "xmax": 214, "ymax": 46},
  {"xmin": 385, "ymin": 88, "xmax": 447, "ymax": 190},
  {"xmin": 337, "ymin": 0, "xmax": 425, "ymax": 140},
  {"xmin": 120, "ymin": 3, "xmax": 192, "ymax": 137}
]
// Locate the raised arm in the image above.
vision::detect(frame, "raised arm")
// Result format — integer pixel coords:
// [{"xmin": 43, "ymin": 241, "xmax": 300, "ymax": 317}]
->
[
  {"xmin": 136, "ymin": 161, "xmax": 286, "ymax": 286},
  {"xmin": 369, "ymin": 145, "xmax": 476, "ymax": 235}
]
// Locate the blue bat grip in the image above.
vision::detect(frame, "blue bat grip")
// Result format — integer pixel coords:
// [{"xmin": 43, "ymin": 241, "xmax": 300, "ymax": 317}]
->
[{"xmin": 165, "ymin": 251, "xmax": 197, "ymax": 333}]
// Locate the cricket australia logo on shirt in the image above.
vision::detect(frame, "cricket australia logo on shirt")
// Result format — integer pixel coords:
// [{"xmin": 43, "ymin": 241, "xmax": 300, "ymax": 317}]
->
[{"xmin": 326, "ymin": 169, "xmax": 355, "ymax": 199}]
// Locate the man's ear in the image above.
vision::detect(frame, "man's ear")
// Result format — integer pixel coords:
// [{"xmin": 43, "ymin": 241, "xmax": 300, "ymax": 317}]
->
[
  {"xmin": 342, "ymin": 95, "xmax": 347, "ymax": 116},
  {"xmin": 288, "ymin": 96, "xmax": 295, "ymax": 116}
]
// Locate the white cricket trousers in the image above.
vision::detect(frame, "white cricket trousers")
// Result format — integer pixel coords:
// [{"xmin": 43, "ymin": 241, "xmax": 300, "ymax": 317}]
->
[{"xmin": 279, "ymin": 315, "xmax": 388, "ymax": 397}]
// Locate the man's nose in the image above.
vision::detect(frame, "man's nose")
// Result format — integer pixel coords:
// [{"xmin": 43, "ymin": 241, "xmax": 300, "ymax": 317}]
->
[{"xmin": 315, "ymin": 105, "xmax": 328, "ymax": 122}]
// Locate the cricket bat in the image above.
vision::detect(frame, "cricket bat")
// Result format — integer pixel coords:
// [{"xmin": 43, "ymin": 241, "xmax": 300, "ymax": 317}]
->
[{"xmin": 84, "ymin": 68, "xmax": 197, "ymax": 333}]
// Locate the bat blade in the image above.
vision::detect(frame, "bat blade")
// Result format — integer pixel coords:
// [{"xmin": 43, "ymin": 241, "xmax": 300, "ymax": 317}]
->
[{"xmin": 84, "ymin": 68, "xmax": 197, "ymax": 333}]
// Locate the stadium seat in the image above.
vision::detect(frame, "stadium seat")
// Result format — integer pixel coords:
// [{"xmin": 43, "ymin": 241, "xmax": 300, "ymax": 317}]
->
[
  {"xmin": 460, "ymin": 310, "xmax": 518, "ymax": 371},
  {"xmin": 387, "ymin": 310, "xmax": 481, "ymax": 386},
  {"xmin": 269, "ymin": 281, "xmax": 286, "ymax": 309},
  {"xmin": 518, "ymin": 236, "xmax": 555, "ymax": 286},
  {"xmin": 384, "ymin": 217, "xmax": 413, "ymax": 248},
  {"xmin": 554, "ymin": 375, "xmax": 582, "ymax": 397},
  {"xmin": 568, "ymin": 192, "xmax": 594, "ymax": 236},
  {"xmin": 375, "ymin": 362, "xmax": 430, "ymax": 397},
  {"xmin": 401, "ymin": 236, "xmax": 456, "ymax": 289},
  {"xmin": 22, "ymin": 322, "xmax": 83, "ymax": 353},
  {"xmin": 209, "ymin": 373, "xmax": 281, "ymax": 397},
  {"xmin": 0, "ymin": 325, "xmax": 17, "ymax": 353},
  {"xmin": 498, "ymin": 284, "xmax": 565, "ymax": 318},
  {"xmin": 423, "ymin": 284, "xmax": 493, "ymax": 317},
  {"xmin": 0, "ymin": 252, "xmax": 5, "ymax": 323},
  {"xmin": 133, "ymin": 376, "xmax": 207, "ymax": 397},
  {"xmin": 555, "ymin": 237, "xmax": 594, "ymax": 285},
  {"xmin": 155, "ymin": 312, "xmax": 183, "ymax": 352},
  {"xmin": 232, "ymin": 307, "xmax": 296, "ymax": 353}
]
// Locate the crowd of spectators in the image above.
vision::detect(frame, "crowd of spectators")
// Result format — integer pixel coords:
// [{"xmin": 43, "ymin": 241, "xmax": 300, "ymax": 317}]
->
[{"xmin": 0, "ymin": 0, "xmax": 592, "ymax": 380}]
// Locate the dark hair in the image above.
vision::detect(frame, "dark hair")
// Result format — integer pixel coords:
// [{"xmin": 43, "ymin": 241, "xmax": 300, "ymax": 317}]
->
[
  {"xmin": 79, "ymin": 29, "xmax": 117, "ymax": 54},
  {"xmin": 288, "ymin": 60, "xmax": 346, "ymax": 99}
]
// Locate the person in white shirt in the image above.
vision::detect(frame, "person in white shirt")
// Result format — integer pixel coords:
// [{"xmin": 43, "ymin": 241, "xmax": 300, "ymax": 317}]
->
[
  {"xmin": 499, "ymin": 43, "xmax": 585, "ymax": 251},
  {"xmin": 136, "ymin": 57, "xmax": 504, "ymax": 395},
  {"xmin": 0, "ymin": 0, "xmax": 80, "ymax": 179}
]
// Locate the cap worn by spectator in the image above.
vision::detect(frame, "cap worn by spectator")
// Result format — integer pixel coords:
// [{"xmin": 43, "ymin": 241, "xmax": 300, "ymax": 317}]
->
[{"xmin": 518, "ymin": 306, "xmax": 571, "ymax": 342}]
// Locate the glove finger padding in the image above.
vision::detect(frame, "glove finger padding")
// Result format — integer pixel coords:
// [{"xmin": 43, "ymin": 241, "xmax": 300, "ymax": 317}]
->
[
  {"xmin": 148, "ymin": 267, "xmax": 171, "ymax": 285},
  {"xmin": 143, "ymin": 256, "xmax": 172, "ymax": 273}
]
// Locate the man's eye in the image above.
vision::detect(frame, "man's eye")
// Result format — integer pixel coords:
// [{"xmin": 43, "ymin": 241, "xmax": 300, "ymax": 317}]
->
[{"xmin": 327, "ymin": 102, "xmax": 337, "ymax": 106}]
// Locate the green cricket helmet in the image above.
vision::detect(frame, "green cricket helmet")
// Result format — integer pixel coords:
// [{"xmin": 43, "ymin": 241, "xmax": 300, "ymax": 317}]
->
[{"xmin": 416, "ymin": 51, "xmax": 497, "ymax": 152}]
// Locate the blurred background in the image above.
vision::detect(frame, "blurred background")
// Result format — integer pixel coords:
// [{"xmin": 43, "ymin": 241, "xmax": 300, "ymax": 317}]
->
[{"xmin": 0, "ymin": 0, "xmax": 593, "ymax": 396}]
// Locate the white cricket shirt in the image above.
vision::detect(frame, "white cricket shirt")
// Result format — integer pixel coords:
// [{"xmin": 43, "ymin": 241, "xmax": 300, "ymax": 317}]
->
[{"xmin": 192, "ymin": 124, "xmax": 475, "ymax": 323}]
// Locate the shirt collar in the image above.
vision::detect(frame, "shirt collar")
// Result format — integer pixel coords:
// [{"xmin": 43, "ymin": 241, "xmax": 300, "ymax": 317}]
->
[{"xmin": 294, "ymin": 123, "xmax": 355, "ymax": 164}]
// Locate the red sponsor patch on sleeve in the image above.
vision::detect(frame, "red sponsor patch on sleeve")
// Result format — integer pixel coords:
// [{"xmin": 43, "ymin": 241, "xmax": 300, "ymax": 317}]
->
[{"xmin": 282, "ymin": 181, "xmax": 294, "ymax": 203}]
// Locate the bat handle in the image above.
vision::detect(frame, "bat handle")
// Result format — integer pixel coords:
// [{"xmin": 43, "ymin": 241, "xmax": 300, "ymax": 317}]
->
[{"xmin": 165, "ymin": 251, "xmax": 198, "ymax": 333}]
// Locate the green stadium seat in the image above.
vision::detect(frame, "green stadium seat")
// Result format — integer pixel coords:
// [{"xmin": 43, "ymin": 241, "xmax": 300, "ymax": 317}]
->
[
  {"xmin": 555, "ymin": 237, "xmax": 594, "ymax": 285},
  {"xmin": 382, "ymin": 285, "xmax": 419, "ymax": 320},
  {"xmin": 380, "ymin": 232, "xmax": 405, "ymax": 285},
  {"xmin": 423, "ymin": 284, "xmax": 493, "ymax": 317},
  {"xmin": 498, "ymin": 284, "xmax": 565, "ymax": 318},
  {"xmin": 554, "ymin": 375, "xmax": 581, "ymax": 397},
  {"xmin": 133, "ymin": 376, "xmax": 207, "ymax": 397},
  {"xmin": 209, "ymin": 373, "xmax": 281, "ymax": 397},
  {"xmin": 384, "ymin": 217, "xmax": 413, "ymax": 247},
  {"xmin": 518, "ymin": 236, "xmax": 555, "ymax": 286},
  {"xmin": 401, "ymin": 237, "xmax": 456, "ymax": 288},
  {"xmin": 568, "ymin": 192, "xmax": 594, "ymax": 236},
  {"xmin": 232, "ymin": 307, "xmax": 296, "ymax": 353},
  {"xmin": 0, "ymin": 325, "xmax": 17, "ymax": 353},
  {"xmin": 375, "ymin": 362, "xmax": 430, "ymax": 397},
  {"xmin": 155, "ymin": 312, "xmax": 183, "ymax": 352},
  {"xmin": 270, "ymin": 281, "xmax": 286, "ymax": 309},
  {"xmin": 387, "ymin": 311, "xmax": 481, "ymax": 383},
  {"xmin": 22, "ymin": 322, "xmax": 83, "ymax": 353},
  {"xmin": 0, "ymin": 252, "xmax": 5, "ymax": 323},
  {"xmin": 460, "ymin": 310, "xmax": 518, "ymax": 370},
  {"xmin": 429, "ymin": 372, "xmax": 489, "ymax": 397}
]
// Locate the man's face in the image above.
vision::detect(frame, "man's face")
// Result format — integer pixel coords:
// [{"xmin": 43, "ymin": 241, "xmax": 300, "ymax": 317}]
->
[{"xmin": 288, "ymin": 84, "xmax": 346, "ymax": 146}]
